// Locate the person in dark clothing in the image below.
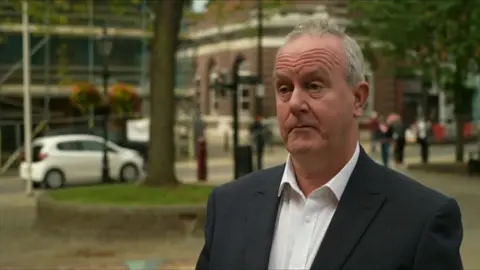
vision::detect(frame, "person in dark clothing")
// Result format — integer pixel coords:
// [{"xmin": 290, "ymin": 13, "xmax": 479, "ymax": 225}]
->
[
  {"xmin": 379, "ymin": 119, "xmax": 393, "ymax": 167},
  {"xmin": 250, "ymin": 116, "xmax": 266, "ymax": 170},
  {"xmin": 392, "ymin": 119, "xmax": 406, "ymax": 165},
  {"xmin": 415, "ymin": 117, "xmax": 430, "ymax": 163}
]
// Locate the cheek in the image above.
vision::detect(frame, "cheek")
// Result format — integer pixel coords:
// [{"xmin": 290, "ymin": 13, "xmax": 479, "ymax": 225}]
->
[
  {"xmin": 310, "ymin": 93, "xmax": 341, "ymax": 117},
  {"xmin": 275, "ymin": 99, "xmax": 290, "ymax": 134}
]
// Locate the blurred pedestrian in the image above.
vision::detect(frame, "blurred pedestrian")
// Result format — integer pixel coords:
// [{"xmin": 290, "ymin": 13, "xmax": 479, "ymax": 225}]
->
[
  {"xmin": 416, "ymin": 116, "xmax": 431, "ymax": 163},
  {"xmin": 392, "ymin": 116, "xmax": 406, "ymax": 165},
  {"xmin": 250, "ymin": 115, "xmax": 266, "ymax": 170},
  {"xmin": 379, "ymin": 116, "xmax": 393, "ymax": 167}
]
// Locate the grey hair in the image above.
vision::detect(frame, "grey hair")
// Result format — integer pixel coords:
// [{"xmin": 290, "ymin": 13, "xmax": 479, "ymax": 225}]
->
[{"xmin": 285, "ymin": 17, "xmax": 367, "ymax": 86}]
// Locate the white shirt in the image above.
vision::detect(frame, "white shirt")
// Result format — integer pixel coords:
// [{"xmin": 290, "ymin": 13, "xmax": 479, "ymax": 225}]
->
[
  {"xmin": 416, "ymin": 120, "xmax": 428, "ymax": 139},
  {"xmin": 268, "ymin": 143, "xmax": 360, "ymax": 270}
]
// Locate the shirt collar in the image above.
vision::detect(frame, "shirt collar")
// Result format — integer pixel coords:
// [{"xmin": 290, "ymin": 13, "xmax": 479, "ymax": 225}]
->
[{"xmin": 278, "ymin": 143, "xmax": 360, "ymax": 200}]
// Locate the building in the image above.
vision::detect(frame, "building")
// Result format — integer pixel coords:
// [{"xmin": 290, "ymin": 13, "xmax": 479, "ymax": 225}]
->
[
  {"xmin": 180, "ymin": 0, "xmax": 400, "ymax": 125},
  {"xmin": 0, "ymin": 1, "xmax": 150, "ymax": 124}
]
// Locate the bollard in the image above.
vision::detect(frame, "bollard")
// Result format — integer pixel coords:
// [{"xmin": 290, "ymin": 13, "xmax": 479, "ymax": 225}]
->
[{"xmin": 197, "ymin": 137, "xmax": 207, "ymax": 182}]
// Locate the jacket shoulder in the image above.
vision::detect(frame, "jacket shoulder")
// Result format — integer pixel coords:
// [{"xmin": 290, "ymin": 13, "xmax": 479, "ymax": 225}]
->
[
  {"xmin": 213, "ymin": 165, "xmax": 284, "ymax": 198},
  {"xmin": 380, "ymin": 166, "xmax": 452, "ymax": 211}
]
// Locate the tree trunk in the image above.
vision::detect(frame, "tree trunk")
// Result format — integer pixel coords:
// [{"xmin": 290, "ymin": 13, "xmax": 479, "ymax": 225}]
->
[
  {"xmin": 454, "ymin": 113, "xmax": 466, "ymax": 163},
  {"xmin": 143, "ymin": 0, "xmax": 185, "ymax": 187}
]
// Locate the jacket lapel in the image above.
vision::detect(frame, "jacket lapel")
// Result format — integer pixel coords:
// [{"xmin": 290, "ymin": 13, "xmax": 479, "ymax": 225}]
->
[
  {"xmin": 310, "ymin": 148, "xmax": 386, "ymax": 270},
  {"xmin": 244, "ymin": 165, "xmax": 284, "ymax": 270}
]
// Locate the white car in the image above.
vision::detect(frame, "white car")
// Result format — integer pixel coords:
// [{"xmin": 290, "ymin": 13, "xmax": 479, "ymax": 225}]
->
[{"xmin": 19, "ymin": 134, "xmax": 145, "ymax": 189}]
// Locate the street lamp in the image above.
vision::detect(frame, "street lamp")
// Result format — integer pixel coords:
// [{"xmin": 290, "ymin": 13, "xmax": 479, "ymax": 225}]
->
[
  {"xmin": 96, "ymin": 23, "xmax": 113, "ymax": 182},
  {"xmin": 207, "ymin": 56, "xmax": 262, "ymax": 179}
]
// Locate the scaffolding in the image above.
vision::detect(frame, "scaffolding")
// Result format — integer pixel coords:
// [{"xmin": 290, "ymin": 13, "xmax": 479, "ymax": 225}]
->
[
  {"xmin": 0, "ymin": 0, "xmax": 151, "ymax": 121},
  {"xmin": 0, "ymin": 0, "xmax": 151, "ymax": 173}
]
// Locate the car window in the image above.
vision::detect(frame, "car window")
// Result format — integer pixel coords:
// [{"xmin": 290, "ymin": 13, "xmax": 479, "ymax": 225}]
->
[
  {"xmin": 80, "ymin": 140, "xmax": 117, "ymax": 152},
  {"xmin": 56, "ymin": 141, "xmax": 82, "ymax": 151},
  {"xmin": 80, "ymin": 140, "xmax": 104, "ymax": 151}
]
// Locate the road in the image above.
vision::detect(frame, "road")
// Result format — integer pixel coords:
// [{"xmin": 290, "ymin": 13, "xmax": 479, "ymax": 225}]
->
[{"xmin": 0, "ymin": 143, "xmax": 476, "ymax": 194}]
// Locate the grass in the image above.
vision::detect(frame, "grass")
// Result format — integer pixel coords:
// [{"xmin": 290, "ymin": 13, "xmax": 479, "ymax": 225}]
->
[{"xmin": 48, "ymin": 184, "xmax": 215, "ymax": 206}]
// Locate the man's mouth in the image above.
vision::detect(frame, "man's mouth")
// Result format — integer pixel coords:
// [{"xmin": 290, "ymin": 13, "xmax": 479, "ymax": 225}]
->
[{"xmin": 293, "ymin": 125, "xmax": 312, "ymax": 129}]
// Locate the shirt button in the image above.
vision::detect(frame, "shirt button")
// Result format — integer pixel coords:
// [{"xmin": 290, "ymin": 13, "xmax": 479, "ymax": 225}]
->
[{"xmin": 305, "ymin": 216, "xmax": 311, "ymax": 223}]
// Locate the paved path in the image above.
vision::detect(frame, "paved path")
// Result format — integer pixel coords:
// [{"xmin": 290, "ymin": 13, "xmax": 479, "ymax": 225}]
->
[
  {"xmin": 1, "ymin": 143, "xmax": 474, "ymax": 194},
  {"xmin": 1, "ymin": 143, "xmax": 479, "ymax": 269}
]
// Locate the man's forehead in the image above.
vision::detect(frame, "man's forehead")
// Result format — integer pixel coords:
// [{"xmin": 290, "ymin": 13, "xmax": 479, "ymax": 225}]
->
[
  {"xmin": 277, "ymin": 34, "xmax": 344, "ymax": 57},
  {"xmin": 274, "ymin": 35, "xmax": 346, "ymax": 75}
]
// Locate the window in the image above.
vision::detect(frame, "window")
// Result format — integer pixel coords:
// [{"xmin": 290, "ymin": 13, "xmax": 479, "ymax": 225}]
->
[
  {"xmin": 242, "ymin": 88, "xmax": 249, "ymax": 98},
  {"xmin": 241, "ymin": 101, "xmax": 250, "ymax": 110},
  {"xmin": 238, "ymin": 85, "xmax": 250, "ymax": 112},
  {"xmin": 80, "ymin": 140, "xmax": 117, "ymax": 152},
  {"xmin": 57, "ymin": 142, "xmax": 82, "ymax": 151}
]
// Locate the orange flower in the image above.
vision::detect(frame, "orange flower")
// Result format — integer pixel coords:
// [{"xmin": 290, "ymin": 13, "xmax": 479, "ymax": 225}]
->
[
  {"xmin": 70, "ymin": 82, "xmax": 102, "ymax": 111},
  {"xmin": 108, "ymin": 83, "xmax": 140, "ymax": 114}
]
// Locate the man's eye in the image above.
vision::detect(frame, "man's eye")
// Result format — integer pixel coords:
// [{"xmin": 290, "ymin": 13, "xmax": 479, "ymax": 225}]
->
[
  {"xmin": 277, "ymin": 86, "xmax": 291, "ymax": 93},
  {"xmin": 308, "ymin": 83, "xmax": 323, "ymax": 91}
]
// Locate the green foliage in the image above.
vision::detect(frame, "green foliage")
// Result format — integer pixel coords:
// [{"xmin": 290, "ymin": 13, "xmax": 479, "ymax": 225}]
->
[
  {"xmin": 190, "ymin": 0, "xmax": 288, "ymax": 38},
  {"xmin": 49, "ymin": 184, "xmax": 214, "ymax": 205},
  {"xmin": 349, "ymin": 0, "xmax": 480, "ymax": 94}
]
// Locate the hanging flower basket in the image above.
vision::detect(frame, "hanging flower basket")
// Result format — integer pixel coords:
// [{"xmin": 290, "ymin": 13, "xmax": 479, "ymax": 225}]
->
[
  {"xmin": 109, "ymin": 83, "xmax": 141, "ymax": 115},
  {"xmin": 71, "ymin": 82, "xmax": 103, "ymax": 112}
]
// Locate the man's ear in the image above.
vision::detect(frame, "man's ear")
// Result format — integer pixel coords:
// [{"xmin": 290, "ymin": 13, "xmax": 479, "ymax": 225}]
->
[{"xmin": 353, "ymin": 81, "xmax": 369, "ymax": 118}]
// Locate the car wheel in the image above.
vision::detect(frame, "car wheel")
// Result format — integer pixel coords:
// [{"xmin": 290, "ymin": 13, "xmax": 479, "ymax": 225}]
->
[
  {"xmin": 120, "ymin": 163, "xmax": 139, "ymax": 182},
  {"xmin": 43, "ymin": 169, "xmax": 65, "ymax": 189}
]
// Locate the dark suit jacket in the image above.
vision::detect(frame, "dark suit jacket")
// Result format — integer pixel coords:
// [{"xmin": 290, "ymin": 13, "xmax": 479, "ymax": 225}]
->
[{"xmin": 196, "ymin": 148, "xmax": 463, "ymax": 270}]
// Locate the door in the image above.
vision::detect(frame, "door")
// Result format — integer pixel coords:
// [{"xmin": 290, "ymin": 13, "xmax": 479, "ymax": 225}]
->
[
  {"xmin": 106, "ymin": 142, "xmax": 122, "ymax": 178},
  {"xmin": 55, "ymin": 141, "xmax": 84, "ymax": 182},
  {"xmin": 78, "ymin": 139, "xmax": 105, "ymax": 180}
]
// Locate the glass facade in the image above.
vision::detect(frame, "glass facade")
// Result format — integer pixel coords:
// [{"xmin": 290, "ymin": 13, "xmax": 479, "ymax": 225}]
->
[
  {"xmin": 0, "ymin": 33, "xmax": 145, "ymax": 85},
  {"xmin": 0, "ymin": 34, "xmax": 143, "ymax": 67}
]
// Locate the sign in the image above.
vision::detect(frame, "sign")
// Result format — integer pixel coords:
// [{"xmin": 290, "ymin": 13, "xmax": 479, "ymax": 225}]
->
[{"xmin": 126, "ymin": 118, "xmax": 150, "ymax": 142}]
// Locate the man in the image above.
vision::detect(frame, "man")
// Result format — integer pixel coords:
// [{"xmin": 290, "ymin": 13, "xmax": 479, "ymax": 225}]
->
[
  {"xmin": 416, "ymin": 116, "xmax": 431, "ymax": 164},
  {"xmin": 250, "ymin": 115, "xmax": 267, "ymax": 170},
  {"xmin": 196, "ymin": 17, "xmax": 462, "ymax": 270}
]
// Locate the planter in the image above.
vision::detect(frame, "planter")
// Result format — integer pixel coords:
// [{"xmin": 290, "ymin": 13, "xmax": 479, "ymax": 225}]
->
[
  {"xmin": 71, "ymin": 82, "xmax": 104, "ymax": 112},
  {"xmin": 109, "ymin": 83, "xmax": 141, "ymax": 116}
]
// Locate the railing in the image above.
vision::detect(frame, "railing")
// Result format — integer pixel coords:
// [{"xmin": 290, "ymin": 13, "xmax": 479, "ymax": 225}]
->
[{"xmin": 0, "ymin": 65, "xmax": 142, "ymax": 86}]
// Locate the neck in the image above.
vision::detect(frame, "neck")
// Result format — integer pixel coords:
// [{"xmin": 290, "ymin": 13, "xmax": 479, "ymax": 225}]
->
[{"xmin": 291, "ymin": 135, "xmax": 358, "ymax": 196}]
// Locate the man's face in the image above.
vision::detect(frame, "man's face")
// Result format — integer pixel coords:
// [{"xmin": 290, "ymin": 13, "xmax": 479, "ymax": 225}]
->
[{"xmin": 274, "ymin": 34, "xmax": 368, "ymax": 155}]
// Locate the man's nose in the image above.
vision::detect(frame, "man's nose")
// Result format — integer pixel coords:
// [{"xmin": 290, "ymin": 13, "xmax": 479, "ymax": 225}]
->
[{"xmin": 289, "ymin": 87, "xmax": 308, "ymax": 113}]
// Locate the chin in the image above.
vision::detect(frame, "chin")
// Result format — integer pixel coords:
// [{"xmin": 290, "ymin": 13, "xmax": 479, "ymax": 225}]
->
[{"xmin": 286, "ymin": 141, "xmax": 320, "ymax": 155}]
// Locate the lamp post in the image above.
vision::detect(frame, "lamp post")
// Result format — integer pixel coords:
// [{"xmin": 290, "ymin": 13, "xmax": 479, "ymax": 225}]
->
[
  {"xmin": 209, "ymin": 55, "xmax": 261, "ymax": 179},
  {"xmin": 256, "ymin": 0, "xmax": 264, "ymax": 117},
  {"xmin": 96, "ymin": 23, "xmax": 113, "ymax": 182}
]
